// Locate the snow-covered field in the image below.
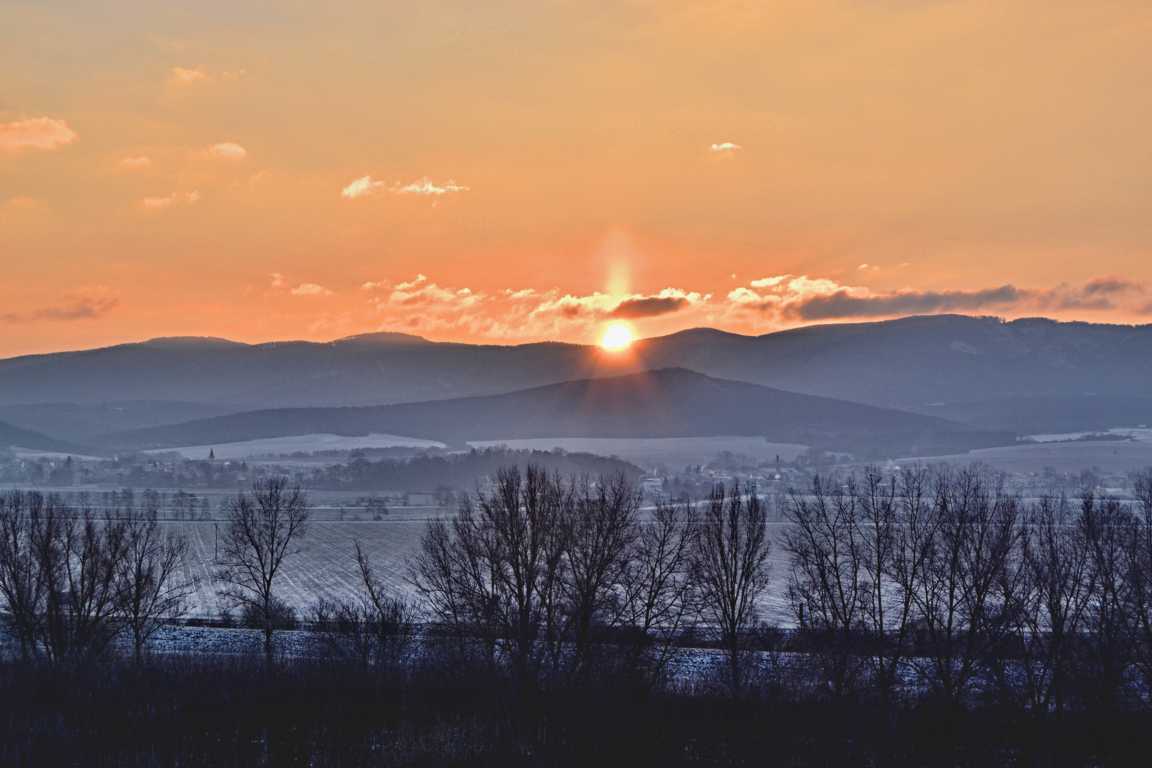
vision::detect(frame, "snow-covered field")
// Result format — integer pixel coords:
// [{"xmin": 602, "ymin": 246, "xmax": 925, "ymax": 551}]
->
[
  {"xmin": 166, "ymin": 517, "xmax": 794, "ymax": 625},
  {"xmin": 168, "ymin": 518, "xmax": 433, "ymax": 618},
  {"xmin": 902, "ymin": 428, "xmax": 1152, "ymax": 474},
  {"xmin": 1026, "ymin": 427, "xmax": 1152, "ymax": 443}
]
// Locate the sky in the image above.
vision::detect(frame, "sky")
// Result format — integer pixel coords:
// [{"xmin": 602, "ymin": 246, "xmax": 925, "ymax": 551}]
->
[{"xmin": 2, "ymin": 0, "xmax": 1151, "ymax": 357}]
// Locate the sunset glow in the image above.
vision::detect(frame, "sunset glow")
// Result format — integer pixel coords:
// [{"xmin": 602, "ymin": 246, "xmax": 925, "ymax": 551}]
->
[
  {"xmin": 598, "ymin": 322, "xmax": 635, "ymax": 353},
  {"xmin": 2, "ymin": 2, "xmax": 1152, "ymax": 358}
]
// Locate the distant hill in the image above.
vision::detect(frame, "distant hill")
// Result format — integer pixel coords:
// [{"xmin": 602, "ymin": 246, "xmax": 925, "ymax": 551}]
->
[
  {"xmin": 631, "ymin": 316, "xmax": 1152, "ymax": 413},
  {"xmin": 99, "ymin": 368, "xmax": 1013, "ymax": 459},
  {"xmin": 0, "ymin": 332, "xmax": 615, "ymax": 408},
  {"xmin": 0, "ymin": 401, "xmax": 244, "ymax": 442},
  {"xmin": 0, "ymin": 419, "xmax": 85, "ymax": 454},
  {"xmin": 924, "ymin": 395, "xmax": 1152, "ymax": 436},
  {"xmin": 4, "ymin": 315, "xmax": 1152, "ymax": 438}
]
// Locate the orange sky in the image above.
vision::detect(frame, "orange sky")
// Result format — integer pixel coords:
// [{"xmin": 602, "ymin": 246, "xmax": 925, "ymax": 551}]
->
[{"xmin": 3, "ymin": 1, "xmax": 1152, "ymax": 357}]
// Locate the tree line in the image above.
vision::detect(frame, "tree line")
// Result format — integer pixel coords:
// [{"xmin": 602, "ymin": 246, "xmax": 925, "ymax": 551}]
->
[{"xmin": 4, "ymin": 465, "xmax": 1152, "ymax": 712}]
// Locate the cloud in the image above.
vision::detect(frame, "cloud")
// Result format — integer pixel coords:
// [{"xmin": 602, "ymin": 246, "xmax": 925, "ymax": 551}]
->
[
  {"xmin": 533, "ymin": 288, "xmax": 705, "ymax": 321},
  {"xmin": 207, "ymin": 142, "xmax": 247, "ymax": 160},
  {"xmin": 386, "ymin": 274, "xmax": 483, "ymax": 308},
  {"xmin": 1, "ymin": 292, "xmax": 119, "ymax": 324},
  {"xmin": 792, "ymin": 285, "xmax": 1022, "ymax": 320},
  {"xmin": 1033, "ymin": 278, "xmax": 1142, "ymax": 311},
  {"xmin": 392, "ymin": 177, "xmax": 469, "ymax": 196},
  {"xmin": 1082, "ymin": 277, "xmax": 1139, "ymax": 296},
  {"xmin": 290, "ymin": 283, "xmax": 333, "ymax": 297},
  {"xmin": 139, "ymin": 191, "xmax": 200, "ymax": 210},
  {"xmin": 167, "ymin": 66, "xmax": 245, "ymax": 88},
  {"xmin": 610, "ymin": 296, "xmax": 689, "ymax": 318},
  {"xmin": 610, "ymin": 289, "xmax": 707, "ymax": 319},
  {"xmin": 0, "ymin": 117, "xmax": 78, "ymax": 153},
  {"xmin": 727, "ymin": 274, "xmax": 1023, "ymax": 321},
  {"xmin": 270, "ymin": 272, "xmax": 285, "ymax": 288},
  {"xmin": 530, "ymin": 292, "xmax": 621, "ymax": 320},
  {"xmin": 504, "ymin": 288, "xmax": 537, "ymax": 300},
  {"xmin": 361, "ymin": 280, "xmax": 387, "ymax": 291},
  {"xmin": 119, "ymin": 155, "xmax": 152, "ymax": 170},
  {"xmin": 727, "ymin": 273, "xmax": 1146, "ymax": 323},
  {"xmin": 395, "ymin": 274, "xmax": 427, "ymax": 291},
  {"xmin": 168, "ymin": 66, "xmax": 209, "ymax": 85},
  {"xmin": 709, "ymin": 141, "xmax": 742, "ymax": 154},
  {"xmin": 341, "ymin": 175, "xmax": 385, "ymax": 199}
]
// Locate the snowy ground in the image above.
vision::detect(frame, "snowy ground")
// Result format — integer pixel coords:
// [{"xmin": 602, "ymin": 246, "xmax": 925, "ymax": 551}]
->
[
  {"xmin": 165, "ymin": 517, "xmax": 795, "ymax": 625},
  {"xmin": 900, "ymin": 429, "xmax": 1152, "ymax": 474}
]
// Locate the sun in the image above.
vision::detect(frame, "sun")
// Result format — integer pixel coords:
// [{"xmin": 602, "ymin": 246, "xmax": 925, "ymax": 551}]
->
[{"xmin": 599, "ymin": 321, "xmax": 635, "ymax": 352}]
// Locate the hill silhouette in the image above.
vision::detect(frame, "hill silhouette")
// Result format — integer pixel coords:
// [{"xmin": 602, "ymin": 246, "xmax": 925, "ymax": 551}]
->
[
  {"xmin": 99, "ymin": 368, "xmax": 1012, "ymax": 459},
  {"xmin": 4, "ymin": 315, "xmax": 1152, "ymax": 439},
  {"xmin": 0, "ymin": 419, "xmax": 86, "ymax": 454}
]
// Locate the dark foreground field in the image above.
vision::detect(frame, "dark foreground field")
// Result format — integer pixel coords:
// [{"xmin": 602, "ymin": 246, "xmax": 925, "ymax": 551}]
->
[{"xmin": 1, "ymin": 653, "xmax": 1149, "ymax": 767}]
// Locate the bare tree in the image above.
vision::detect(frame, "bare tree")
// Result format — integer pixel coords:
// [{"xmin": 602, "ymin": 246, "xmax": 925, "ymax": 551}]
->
[
  {"xmin": 38, "ymin": 504, "xmax": 130, "ymax": 664},
  {"xmin": 216, "ymin": 477, "xmax": 310, "ymax": 663},
  {"xmin": 563, "ymin": 473, "xmax": 640, "ymax": 675},
  {"xmin": 312, "ymin": 542, "xmax": 413, "ymax": 668},
  {"xmin": 354, "ymin": 540, "xmax": 414, "ymax": 666},
  {"xmin": 0, "ymin": 491, "xmax": 49, "ymax": 660},
  {"xmin": 409, "ymin": 466, "xmax": 571, "ymax": 678},
  {"xmin": 408, "ymin": 516, "xmax": 490, "ymax": 662},
  {"xmin": 1128, "ymin": 469, "xmax": 1152, "ymax": 692},
  {"xmin": 620, "ymin": 497, "xmax": 698, "ymax": 684},
  {"xmin": 1077, "ymin": 490, "xmax": 1136, "ymax": 705},
  {"xmin": 863, "ymin": 466, "xmax": 928, "ymax": 704},
  {"xmin": 784, "ymin": 474, "xmax": 867, "ymax": 697},
  {"xmin": 691, "ymin": 482, "xmax": 773, "ymax": 695},
  {"xmin": 117, "ymin": 502, "xmax": 196, "ymax": 663},
  {"xmin": 908, "ymin": 467, "xmax": 1023, "ymax": 704},
  {"xmin": 1014, "ymin": 494, "xmax": 1092, "ymax": 713}
]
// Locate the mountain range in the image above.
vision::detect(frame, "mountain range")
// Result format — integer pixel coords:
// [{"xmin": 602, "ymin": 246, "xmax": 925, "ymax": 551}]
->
[{"xmin": 1, "ymin": 314, "xmax": 1150, "ymax": 452}]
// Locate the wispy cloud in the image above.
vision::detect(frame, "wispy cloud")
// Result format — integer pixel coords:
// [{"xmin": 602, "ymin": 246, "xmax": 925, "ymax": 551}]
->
[
  {"xmin": 290, "ymin": 282, "xmax": 333, "ymax": 297},
  {"xmin": 1032, "ymin": 278, "xmax": 1142, "ymax": 311},
  {"xmin": 385, "ymin": 274, "xmax": 483, "ymax": 308},
  {"xmin": 793, "ymin": 285, "xmax": 1022, "ymax": 320},
  {"xmin": 727, "ymin": 274, "xmax": 1147, "ymax": 322},
  {"xmin": 532, "ymin": 288, "xmax": 705, "ymax": 321},
  {"xmin": 0, "ymin": 117, "xmax": 78, "ymax": 153},
  {"xmin": 1, "ymin": 291, "xmax": 119, "ymax": 324},
  {"xmin": 392, "ymin": 177, "xmax": 469, "ymax": 196},
  {"xmin": 207, "ymin": 142, "xmax": 247, "ymax": 160},
  {"xmin": 119, "ymin": 155, "xmax": 152, "ymax": 170},
  {"xmin": 169, "ymin": 66, "xmax": 208, "ymax": 85},
  {"xmin": 709, "ymin": 141, "xmax": 742, "ymax": 154},
  {"xmin": 341, "ymin": 175, "xmax": 386, "ymax": 199},
  {"xmin": 611, "ymin": 289, "xmax": 707, "ymax": 319},
  {"xmin": 139, "ymin": 191, "xmax": 200, "ymax": 211},
  {"xmin": 167, "ymin": 66, "xmax": 244, "ymax": 87}
]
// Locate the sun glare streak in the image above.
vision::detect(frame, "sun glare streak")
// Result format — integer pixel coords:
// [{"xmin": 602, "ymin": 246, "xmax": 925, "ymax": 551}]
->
[{"xmin": 599, "ymin": 321, "xmax": 635, "ymax": 352}]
